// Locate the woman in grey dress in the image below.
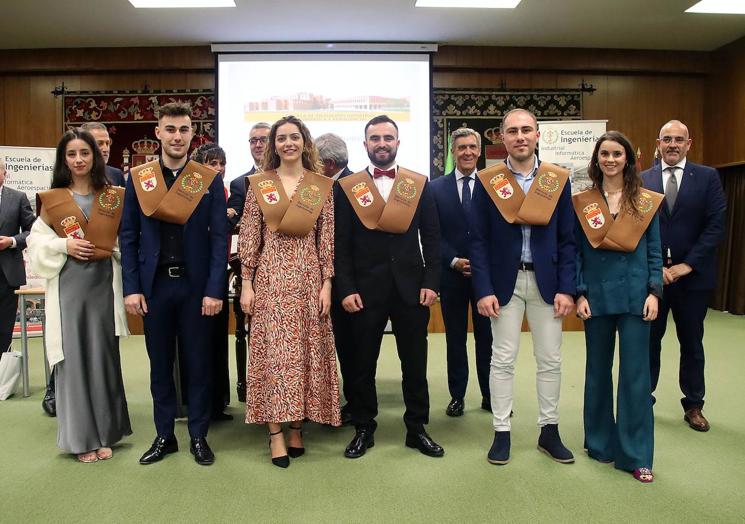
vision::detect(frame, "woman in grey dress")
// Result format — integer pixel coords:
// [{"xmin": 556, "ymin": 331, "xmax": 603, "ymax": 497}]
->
[{"xmin": 28, "ymin": 129, "xmax": 131, "ymax": 463}]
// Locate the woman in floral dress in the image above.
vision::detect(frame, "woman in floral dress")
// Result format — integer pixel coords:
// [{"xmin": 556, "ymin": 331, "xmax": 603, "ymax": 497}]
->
[{"xmin": 239, "ymin": 115, "xmax": 341, "ymax": 468}]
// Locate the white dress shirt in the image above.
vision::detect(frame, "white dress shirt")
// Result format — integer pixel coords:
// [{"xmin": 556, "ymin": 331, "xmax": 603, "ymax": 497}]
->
[
  {"xmin": 369, "ymin": 164, "xmax": 397, "ymax": 202},
  {"xmin": 661, "ymin": 158, "xmax": 687, "ymax": 191}
]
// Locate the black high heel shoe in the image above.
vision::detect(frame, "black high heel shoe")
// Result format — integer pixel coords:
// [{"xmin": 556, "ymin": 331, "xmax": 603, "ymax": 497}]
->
[
  {"xmin": 269, "ymin": 430, "xmax": 289, "ymax": 468},
  {"xmin": 287, "ymin": 424, "xmax": 305, "ymax": 458}
]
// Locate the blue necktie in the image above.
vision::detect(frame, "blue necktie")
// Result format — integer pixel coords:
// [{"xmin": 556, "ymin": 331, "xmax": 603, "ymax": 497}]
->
[{"xmin": 462, "ymin": 176, "xmax": 472, "ymax": 217}]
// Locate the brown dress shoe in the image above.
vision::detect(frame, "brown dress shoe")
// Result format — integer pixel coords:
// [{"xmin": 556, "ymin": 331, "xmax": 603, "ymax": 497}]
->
[{"xmin": 684, "ymin": 408, "xmax": 710, "ymax": 432}]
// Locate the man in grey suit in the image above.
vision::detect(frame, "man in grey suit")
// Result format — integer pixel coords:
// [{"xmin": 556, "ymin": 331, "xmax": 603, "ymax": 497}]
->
[{"xmin": 0, "ymin": 159, "xmax": 35, "ymax": 353}]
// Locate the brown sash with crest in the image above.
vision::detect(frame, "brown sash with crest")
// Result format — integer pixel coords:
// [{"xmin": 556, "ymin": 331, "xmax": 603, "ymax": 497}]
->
[
  {"xmin": 476, "ymin": 161, "xmax": 569, "ymax": 225},
  {"xmin": 130, "ymin": 160, "xmax": 218, "ymax": 225},
  {"xmin": 572, "ymin": 187, "xmax": 663, "ymax": 252},
  {"xmin": 248, "ymin": 170, "xmax": 333, "ymax": 237},
  {"xmin": 339, "ymin": 167, "xmax": 426, "ymax": 234},
  {"xmin": 37, "ymin": 187, "xmax": 125, "ymax": 260}
]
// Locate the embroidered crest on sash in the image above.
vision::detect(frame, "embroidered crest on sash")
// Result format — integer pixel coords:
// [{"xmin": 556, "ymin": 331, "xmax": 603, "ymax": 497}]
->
[
  {"xmin": 139, "ymin": 167, "xmax": 158, "ymax": 192},
  {"xmin": 489, "ymin": 173, "xmax": 514, "ymax": 200},
  {"xmin": 258, "ymin": 179, "xmax": 280, "ymax": 205},
  {"xmin": 98, "ymin": 188, "xmax": 122, "ymax": 211},
  {"xmin": 637, "ymin": 192, "xmax": 654, "ymax": 214},
  {"xmin": 181, "ymin": 172, "xmax": 204, "ymax": 194},
  {"xmin": 61, "ymin": 216, "xmax": 84, "ymax": 239},
  {"xmin": 300, "ymin": 184, "xmax": 322, "ymax": 207},
  {"xmin": 396, "ymin": 177, "xmax": 417, "ymax": 201},
  {"xmin": 352, "ymin": 182, "xmax": 374, "ymax": 207},
  {"xmin": 583, "ymin": 202, "xmax": 605, "ymax": 229},
  {"xmin": 537, "ymin": 171, "xmax": 560, "ymax": 193}
]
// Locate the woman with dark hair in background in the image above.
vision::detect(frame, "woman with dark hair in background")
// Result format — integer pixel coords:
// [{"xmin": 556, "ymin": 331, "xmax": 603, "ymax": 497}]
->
[
  {"xmin": 573, "ymin": 131, "xmax": 663, "ymax": 483},
  {"xmin": 239, "ymin": 115, "xmax": 341, "ymax": 468},
  {"xmin": 28, "ymin": 128, "xmax": 130, "ymax": 463},
  {"xmin": 190, "ymin": 142, "xmax": 232, "ymax": 421}
]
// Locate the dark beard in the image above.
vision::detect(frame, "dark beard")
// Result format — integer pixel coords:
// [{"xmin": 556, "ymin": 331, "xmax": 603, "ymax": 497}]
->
[{"xmin": 367, "ymin": 147, "xmax": 397, "ymax": 168}]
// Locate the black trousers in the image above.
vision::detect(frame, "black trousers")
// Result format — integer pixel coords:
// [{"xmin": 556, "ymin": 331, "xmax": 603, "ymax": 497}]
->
[
  {"xmin": 0, "ymin": 270, "xmax": 18, "ymax": 353},
  {"xmin": 348, "ymin": 288, "xmax": 430, "ymax": 434},
  {"xmin": 440, "ymin": 278, "xmax": 492, "ymax": 401},
  {"xmin": 649, "ymin": 283, "xmax": 710, "ymax": 411},
  {"xmin": 331, "ymin": 301, "xmax": 354, "ymax": 404},
  {"xmin": 143, "ymin": 271, "xmax": 213, "ymax": 438}
]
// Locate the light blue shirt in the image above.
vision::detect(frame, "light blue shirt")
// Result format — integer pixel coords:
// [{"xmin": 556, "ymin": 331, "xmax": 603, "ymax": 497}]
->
[{"xmin": 506, "ymin": 156, "xmax": 538, "ymax": 264}]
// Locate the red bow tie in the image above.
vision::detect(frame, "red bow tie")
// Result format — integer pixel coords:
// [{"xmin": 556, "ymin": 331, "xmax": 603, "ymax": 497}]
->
[{"xmin": 373, "ymin": 167, "xmax": 396, "ymax": 179}]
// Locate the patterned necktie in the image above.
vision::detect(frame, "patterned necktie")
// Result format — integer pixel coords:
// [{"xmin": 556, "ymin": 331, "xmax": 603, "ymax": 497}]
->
[
  {"xmin": 373, "ymin": 167, "xmax": 395, "ymax": 179},
  {"xmin": 665, "ymin": 167, "xmax": 678, "ymax": 213},
  {"xmin": 462, "ymin": 175, "xmax": 473, "ymax": 216}
]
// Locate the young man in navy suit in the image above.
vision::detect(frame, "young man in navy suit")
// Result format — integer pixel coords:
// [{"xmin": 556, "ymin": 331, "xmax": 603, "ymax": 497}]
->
[
  {"xmin": 642, "ymin": 120, "xmax": 726, "ymax": 432},
  {"xmin": 470, "ymin": 109, "xmax": 576, "ymax": 465},
  {"xmin": 431, "ymin": 128, "xmax": 492, "ymax": 417},
  {"xmin": 120, "ymin": 102, "xmax": 228, "ymax": 466}
]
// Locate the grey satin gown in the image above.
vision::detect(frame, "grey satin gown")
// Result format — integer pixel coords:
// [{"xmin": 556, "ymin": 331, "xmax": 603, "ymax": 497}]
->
[{"xmin": 55, "ymin": 192, "xmax": 131, "ymax": 454}]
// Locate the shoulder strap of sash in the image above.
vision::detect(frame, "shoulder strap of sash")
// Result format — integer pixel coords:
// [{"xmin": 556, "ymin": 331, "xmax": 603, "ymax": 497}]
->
[
  {"xmin": 601, "ymin": 190, "xmax": 664, "ymax": 252},
  {"xmin": 274, "ymin": 170, "xmax": 334, "ymax": 237},
  {"xmin": 37, "ymin": 189, "xmax": 88, "ymax": 241},
  {"xmin": 86, "ymin": 186, "xmax": 125, "ymax": 259},
  {"xmin": 376, "ymin": 168, "xmax": 426, "ymax": 234},
  {"xmin": 247, "ymin": 170, "xmax": 291, "ymax": 231},
  {"xmin": 475, "ymin": 163, "xmax": 525, "ymax": 224},
  {"xmin": 516, "ymin": 162, "xmax": 570, "ymax": 225},
  {"xmin": 339, "ymin": 170, "xmax": 385, "ymax": 230},
  {"xmin": 572, "ymin": 188, "xmax": 612, "ymax": 249}
]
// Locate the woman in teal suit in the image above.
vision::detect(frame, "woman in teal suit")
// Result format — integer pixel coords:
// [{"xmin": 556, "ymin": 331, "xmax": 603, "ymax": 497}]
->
[{"xmin": 575, "ymin": 131, "xmax": 662, "ymax": 483}]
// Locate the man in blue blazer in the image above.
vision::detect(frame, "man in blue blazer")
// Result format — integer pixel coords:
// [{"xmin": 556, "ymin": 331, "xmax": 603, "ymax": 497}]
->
[
  {"xmin": 642, "ymin": 120, "xmax": 726, "ymax": 432},
  {"xmin": 120, "ymin": 102, "xmax": 228, "ymax": 466},
  {"xmin": 470, "ymin": 109, "xmax": 576, "ymax": 465},
  {"xmin": 431, "ymin": 128, "xmax": 492, "ymax": 417},
  {"xmin": 226, "ymin": 122, "xmax": 271, "ymax": 229}
]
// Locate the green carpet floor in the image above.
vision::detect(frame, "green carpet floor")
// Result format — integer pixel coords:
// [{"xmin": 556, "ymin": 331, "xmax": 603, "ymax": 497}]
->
[{"xmin": 2, "ymin": 310, "xmax": 744, "ymax": 523}]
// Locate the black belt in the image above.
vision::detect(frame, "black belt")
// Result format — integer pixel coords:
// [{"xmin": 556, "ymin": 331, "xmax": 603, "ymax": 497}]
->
[
  {"xmin": 158, "ymin": 265, "xmax": 186, "ymax": 278},
  {"xmin": 518, "ymin": 261, "xmax": 534, "ymax": 271}
]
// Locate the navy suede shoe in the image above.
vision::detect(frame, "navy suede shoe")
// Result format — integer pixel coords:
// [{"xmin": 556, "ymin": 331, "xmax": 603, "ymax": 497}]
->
[
  {"xmin": 487, "ymin": 431, "xmax": 510, "ymax": 465},
  {"xmin": 537, "ymin": 424, "xmax": 574, "ymax": 463}
]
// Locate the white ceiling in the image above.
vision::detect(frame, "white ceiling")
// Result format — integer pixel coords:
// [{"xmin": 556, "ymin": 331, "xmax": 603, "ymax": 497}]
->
[{"xmin": 2, "ymin": 0, "xmax": 744, "ymax": 51}]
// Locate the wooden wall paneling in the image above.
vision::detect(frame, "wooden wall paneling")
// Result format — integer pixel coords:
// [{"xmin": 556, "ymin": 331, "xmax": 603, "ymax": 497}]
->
[
  {"xmin": 0, "ymin": 78, "xmax": 5, "ymax": 144},
  {"xmin": 30, "ymin": 76, "xmax": 60, "ymax": 148},
  {"xmin": 3, "ymin": 76, "xmax": 32, "ymax": 147}
]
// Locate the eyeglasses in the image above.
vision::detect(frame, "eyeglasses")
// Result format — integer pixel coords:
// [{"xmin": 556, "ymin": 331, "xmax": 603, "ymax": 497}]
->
[
  {"xmin": 249, "ymin": 137, "xmax": 268, "ymax": 145},
  {"xmin": 660, "ymin": 136, "xmax": 688, "ymax": 144}
]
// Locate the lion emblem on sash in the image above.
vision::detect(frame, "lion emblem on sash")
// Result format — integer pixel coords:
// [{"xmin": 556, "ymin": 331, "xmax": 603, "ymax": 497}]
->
[
  {"xmin": 258, "ymin": 180, "xmax": 280, "ymax": 205},
  {"xmin": 98, "ymin": 188, "xmax": 121, "ymax": 211},
  {"xmin": 181, "ymin": 172, "xmax": 204, "ymax": 194},
  {"xmin": 352, "ymin": 182, "xmax": 374, "ymax": 207},
  {"xmin": 61, "ymin": 216, "xmax": 84, "ymax": 239},
  {"xmin": 139, "ymin": 167, "xmax": 157, "ymax": 192},
  {"xmin": 396, "ymin": 177, "xmax": 417, "ymax": 201},
  {"xmin": 490, "ymin": 173, "xmax": 514, "ymax": 200},
  {"xmin": 537, "ymin": 171, "xmax": 560, "ymax": 193},
  {"xmin": 583, "ymin": 202, "xmax": 605, "ymax": 229}
]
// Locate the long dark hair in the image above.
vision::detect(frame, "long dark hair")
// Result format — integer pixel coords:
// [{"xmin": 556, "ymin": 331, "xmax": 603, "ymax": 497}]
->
[
  {"xmin": 51, "ymin": 129, "xmax": 108, "ymax": 191},
  {"xmin": 588, "ymin": 131, "xmax": 642, "ymax": 217},
  {"xmin": 262, "ymin": 115, "xmax": 321, "ymax": 173}
]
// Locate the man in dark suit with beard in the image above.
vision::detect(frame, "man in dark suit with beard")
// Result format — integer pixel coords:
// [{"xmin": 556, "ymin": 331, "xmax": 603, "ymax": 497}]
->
[
  {"xmin": 641, "ymin": 120, "xmax": 726, "ymax": 432},
  {"xmin": 316, "ymin": 132, "xmax": 354, "ymax": 425},
  {"xmin": 335, "ymin": 115, "xmax": 444, "ymax": 459}
]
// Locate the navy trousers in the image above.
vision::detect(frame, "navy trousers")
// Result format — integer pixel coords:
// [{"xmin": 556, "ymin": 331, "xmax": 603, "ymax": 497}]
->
[
  {"xmin": 143, "ymin": 271, "xmax": 213, "ymax": 438},
  {"xmin": 649, "ymin": 283, "xmax": 710, "ymax": 410}
]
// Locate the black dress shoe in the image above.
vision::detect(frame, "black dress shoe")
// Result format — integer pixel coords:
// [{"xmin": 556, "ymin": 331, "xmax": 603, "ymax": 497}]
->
[
  {"xmin": 405, "ymin": 431, "xmax": 444, "ymax": 457},
  {"xmin": 344, "ymin": 429, "xmax": 375, "ymax": 459},
  {"xmin": 211, "ymin": 411, "xmax": 234, "ymax": 422},
  {"xmin": 481, "ymin": 397, "xmax": 491, "ymax": 412},
  {"xmin": 269, "ymin": 430, "xmax": 289, "ymax": 468},
  {"xmin": 287, "ymin": 424, "xmax": 305, "ymax": 458},
  {"xmin": 41, "ymin": 388, "xmax": 56, "ymax": 417},
  {"xmin": 190, "ymin": 437, "xmax": 215, "ymax": 466},
  {"xmin": 139, "ymin": 435, "xmax": 178, "ymax": 465},
  {"xmin": 446, "ymin": 398, "xmax": 464, "ymax": 417}
]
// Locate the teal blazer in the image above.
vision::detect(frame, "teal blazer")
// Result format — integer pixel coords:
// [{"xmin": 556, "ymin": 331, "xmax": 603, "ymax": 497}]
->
[{"xmin": 575, "ymin": 213, "xmax": 663, "ymax": 317}]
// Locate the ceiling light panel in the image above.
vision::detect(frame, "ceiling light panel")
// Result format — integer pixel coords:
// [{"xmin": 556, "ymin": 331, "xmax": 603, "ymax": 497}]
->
[
  {"xmin": 129, "ymin": 0, "xmax": 236, "ymax": 8},
  {"xmin": 415, "ymin": 0, "xmax": 521, "ymax": 8},
  {"xmin": 685, "ymin": 1, "xmax": 745, "ymax": 14}
]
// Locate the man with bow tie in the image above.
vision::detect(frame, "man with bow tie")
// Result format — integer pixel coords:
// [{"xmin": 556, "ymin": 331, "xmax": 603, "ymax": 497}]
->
[
  {"xmin": 335, "ymin": 115, "xmax": 444, "ymax": 459},
  {"xmin": 431, "ymin": 128, "xmax": 492, "ymax": 418}
]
